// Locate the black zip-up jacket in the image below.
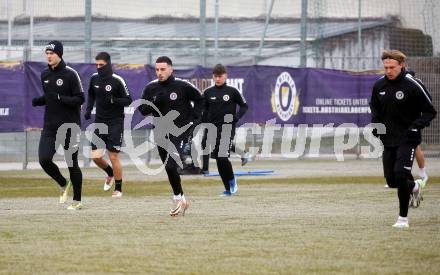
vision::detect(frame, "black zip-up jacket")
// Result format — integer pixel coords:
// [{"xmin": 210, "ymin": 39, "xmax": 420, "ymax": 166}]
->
[
  {"xmin": 370, "ymin": 70, "xmax": 437, "ymax": 146},
  {"xmin": 138, "ymin": 75, "xmax": 204, "ymax": 128},
  {"xmin": 86, "ymin": 66, "xmax": 132, "ymax": 122},
  {"xmin": 202, "ymin": 83, "xmax": 248, "ymax": 125},
  {"xmin": 32, "ymin": 60, "xmax": 85, "ymax": 134}
]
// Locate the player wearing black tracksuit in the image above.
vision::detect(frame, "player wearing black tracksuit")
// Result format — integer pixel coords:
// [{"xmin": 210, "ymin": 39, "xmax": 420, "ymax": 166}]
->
[
  {"xmin": 138, "ymin": 56, "xmax": 203, "ymax": 216},
  {"xmin": 85, "ymin": 52, "xmax": 132, "ymax": 197},
  {"xmin": 370, "ymin": 50, "xmax": 436, "ymax": 227},
  {"xmin": 85, "ymin": 64, "xmax": 132, "ymax": 126},
  {"xmin": 31, "ymin": 40, "xmax": 84, "ymax": 209},
  {"xmin": 202, "ymin": 64, "xmax": 248, "ymax": 196}
]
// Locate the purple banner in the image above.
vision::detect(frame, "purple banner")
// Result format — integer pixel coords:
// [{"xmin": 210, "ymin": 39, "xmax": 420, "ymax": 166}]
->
[
  {"xmin": 301, "ymin": 69, "xmax": 379, "ymax": 125},
  {"xmin": 0, "ymin": 62, "xmax": 381, "ymax": 133},
  {"xmin": 0, "ymin": 63, "xmax": 25, "ymax": 132}
]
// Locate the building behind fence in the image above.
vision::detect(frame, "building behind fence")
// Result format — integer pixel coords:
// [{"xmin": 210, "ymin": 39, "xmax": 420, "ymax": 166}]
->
[{"xmin": 0, "ymin": 0, "xmax": 439, "ymax": 167}]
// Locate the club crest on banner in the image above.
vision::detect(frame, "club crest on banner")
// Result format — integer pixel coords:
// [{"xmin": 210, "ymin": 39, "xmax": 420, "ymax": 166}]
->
[{"xmin": 271, "ymin": 72, "xmax": 300, "ymax": 121}]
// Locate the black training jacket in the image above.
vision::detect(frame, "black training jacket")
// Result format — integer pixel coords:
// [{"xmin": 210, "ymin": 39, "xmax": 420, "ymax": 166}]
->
[
  {"xmin": 33, "ymin": 60, "xmax": 85, "ymax": 133},
  {"xmin": 86, "ymin": 69, "xmax": 132, "ymax": 122},
  {"xmin": 202, "ymin": 83, "xmax": 248, "ymax": 125},
  {"xmin": 370, "ymin": 70, "xmax": 437, "ymax": 146},
  {"xmin": 139, "ymin": 75, "xmax": 204, "ymax": 128}
]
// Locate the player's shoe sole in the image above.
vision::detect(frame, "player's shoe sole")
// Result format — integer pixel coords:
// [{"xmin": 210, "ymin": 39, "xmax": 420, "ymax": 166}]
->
[
  {"xmin": 240, "ymin": 152, "xmax": 254, "ymax": 166},
  {"xmin": 229, "ymin": 177, "xmax": 238, "ymax": 194},
  {"xmin": 59, "ymin": 180, "xmax": 72, "ymax": 204},
  {"xmin": 67, "ymin": 202, "xmax": 83, "ymax": 210},
  {"xmin": 409, "ymin": 193, "xmax": 415, "ymax": 208},
  {"xmin": 169, "ymin": 199, "xmax": 189, "ymax": 217},
  {"xmin": 392, "ymin": 221, "xmax": 409, "ymax": 228},
  {"xmin": 416, "ymin": 178, "xmax": 427, "ymax": 189},
  {"xmin": 103, "ymin": 176, "xmax": 114, "ymax": 191},
  {"xmin": 220, "ymin": 190, "xmax": 232, "ymax": 197},
  {"xmin": 411, "ymin": 191, "xmax": 424, "ymax": 208},
  {"xmin": 411, "ymin": 179, "xmax": 427, "ymax": 208},
  {"xmin": 111, "ymin": 190, "xmax": 123, "ymax": 198}
]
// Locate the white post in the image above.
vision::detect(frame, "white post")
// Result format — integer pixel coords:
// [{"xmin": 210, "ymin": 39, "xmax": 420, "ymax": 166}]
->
[
  {"xmin": 7, "ymin": 0, "xmax": 12, "ymax": 60},
  {"xmin": 214, "ymin": 0, "xmax": 219, "ymax": 63},
  {"xmin": 200, "ymin": 0, "xmax": 207, "ymax": 67},
  {"xmin": 27, "ymin": 0, "xmax": 34, "ymax": 61}
]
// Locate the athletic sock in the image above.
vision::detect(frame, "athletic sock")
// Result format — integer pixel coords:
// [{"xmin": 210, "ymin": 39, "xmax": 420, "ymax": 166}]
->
[
  {"xmin": 419, "ymin": 168, "xmax": 427, "ymax": 179},
  {"xmin": 115, "ymin": 179, "xmax": 122, "ymax": 192},
  {"xmin": 59, "ymin": 178, "xmax": 67, "ymax": 188},
  {"xmin": 397, "ymin": 216, "xmax": 408, "ymax": 222},
  {"xmin": 104, "ymin": 165, "xmax": 114, "ymax": 177}
]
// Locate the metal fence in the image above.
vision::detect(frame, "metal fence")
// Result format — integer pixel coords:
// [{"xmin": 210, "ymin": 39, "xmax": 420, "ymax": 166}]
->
[
  {"xmin": 1, "ymin": 0, "xmax": 439, "ymax": 68},
  {"xmin": 0, "ymin": 0, "xmax": 439, "ymax": 167}
]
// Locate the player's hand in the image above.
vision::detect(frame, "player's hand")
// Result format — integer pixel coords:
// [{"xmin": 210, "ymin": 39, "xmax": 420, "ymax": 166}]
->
[{"xmin": 31, "ymin": 97, "xmax": 40, "ymax": 106}]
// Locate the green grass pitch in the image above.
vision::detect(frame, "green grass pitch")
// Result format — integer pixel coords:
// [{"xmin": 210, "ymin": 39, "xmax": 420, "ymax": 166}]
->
[{"xmin": 0, "ymin": 162, "xmax": 439, "ymax": 274}]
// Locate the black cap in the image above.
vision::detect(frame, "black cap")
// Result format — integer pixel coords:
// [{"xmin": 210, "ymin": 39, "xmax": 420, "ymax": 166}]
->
[{"xmin": 45, "ymin": 40, "xmax": 63, "ymax": 58}]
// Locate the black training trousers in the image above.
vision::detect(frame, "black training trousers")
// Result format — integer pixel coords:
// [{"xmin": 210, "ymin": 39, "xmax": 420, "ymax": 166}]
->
[
  {"xmin": 38, "ymin": 130, "xmax": 82, "ymax": 201},
  {"xmin": 382, "ymin": 141, "xmax": 417, "ymax": 217}
]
